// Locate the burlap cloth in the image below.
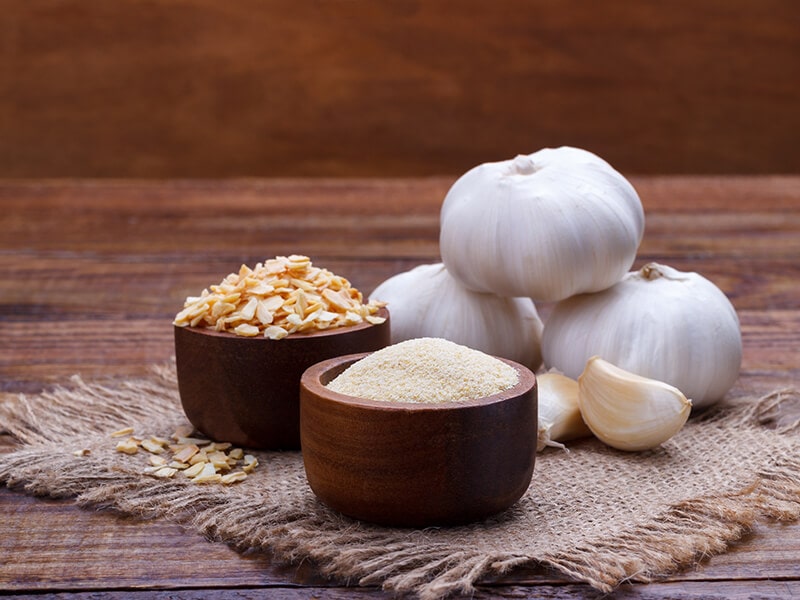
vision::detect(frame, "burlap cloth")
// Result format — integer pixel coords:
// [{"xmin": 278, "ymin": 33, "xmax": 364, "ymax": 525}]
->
[{"xmin": 2, "ymin": 364, "xmax": 800, "ymax": 598}]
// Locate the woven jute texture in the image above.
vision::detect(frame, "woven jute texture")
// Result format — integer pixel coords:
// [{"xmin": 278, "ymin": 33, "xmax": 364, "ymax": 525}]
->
[{"xmin": 2, "ymin": 364, "xmax": 800, "ymax": 598}]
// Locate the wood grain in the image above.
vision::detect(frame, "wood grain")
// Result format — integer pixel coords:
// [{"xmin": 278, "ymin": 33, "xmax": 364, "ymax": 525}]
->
[
  {"xmin": 1, "ymin": 1, "xmax": 798, "ymax": 178},
  {"xmin": 1, "ymin": 177, "xmax": 800, "ymax": 598}
]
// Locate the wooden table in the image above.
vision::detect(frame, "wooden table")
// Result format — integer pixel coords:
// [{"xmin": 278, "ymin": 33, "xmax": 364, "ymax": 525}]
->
[{"xmin": 2, "ymin": 177, "xmax": 799, "ymax": 598}]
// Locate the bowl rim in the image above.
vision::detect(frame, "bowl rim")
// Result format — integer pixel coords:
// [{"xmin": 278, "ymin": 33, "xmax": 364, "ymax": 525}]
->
[
  {"xmin": 301, "ymin": 351, "xmax": 536, "ymax": 413},
  {"xmin": 173, "ymin": 307, "xmax": 389, "ymax": 341}
]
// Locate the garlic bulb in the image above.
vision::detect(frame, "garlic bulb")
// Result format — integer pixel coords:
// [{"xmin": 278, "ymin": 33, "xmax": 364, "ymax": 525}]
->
[
  {"xmin": 537, "ymin": 372, "xmax": 592, "ymax": 451},
  {"xmin": 369, "ymin": 263, "xmax": 543, "ymax": 371},
  {"xmin": 578, "ymin": 356, "xmax": 692, "ymax": 452},
  {"xmin": 542, "ymin": 262, "xmax": 742, "ymax": 409},
  {"xmin": 439, "ymin": 146, "xmax": 645, "ymax": 302}
]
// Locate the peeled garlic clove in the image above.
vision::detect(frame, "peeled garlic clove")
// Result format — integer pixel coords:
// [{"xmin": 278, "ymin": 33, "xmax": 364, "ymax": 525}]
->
[
  {"xmin": 577, "ymin": 356, "xmax": 692, "ymax": 452},
  {"xmin": 537, "ymin": 373, "xmax": 592, "ymax": 451}
]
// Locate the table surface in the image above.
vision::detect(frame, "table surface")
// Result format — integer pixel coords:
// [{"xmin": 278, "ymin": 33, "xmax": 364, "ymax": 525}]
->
[{"xmin": 1, "ymin": 176, "xmax": 799, "ymax": 599}]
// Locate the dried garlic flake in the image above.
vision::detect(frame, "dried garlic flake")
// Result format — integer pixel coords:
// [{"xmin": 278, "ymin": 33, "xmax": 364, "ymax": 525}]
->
[
  {"xmin": 115, "ymin": 438, "xmax": 140, "ymax": 455},
  {"xmin": 173, "ymin": 255, "xmax": 385, "ymax": 337},
  {"xmin": 113, "ymin": 426, "xmax": 258, "ymax": 485}
]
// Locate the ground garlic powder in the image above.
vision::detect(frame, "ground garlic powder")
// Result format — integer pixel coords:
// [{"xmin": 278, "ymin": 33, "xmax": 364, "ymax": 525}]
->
[{"xmin": 326, "ymin": 338, "xmax": 519, "ymax": 403}]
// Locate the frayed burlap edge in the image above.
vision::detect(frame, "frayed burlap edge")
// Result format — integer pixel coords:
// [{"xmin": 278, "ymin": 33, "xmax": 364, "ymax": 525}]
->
[
  {"xmin": 536, "ymin": 389, "xmax": 800, "ymax": 592},
  {"xmin": 1, "ymin": 365, "xmax": 800, "ymax": 599}
]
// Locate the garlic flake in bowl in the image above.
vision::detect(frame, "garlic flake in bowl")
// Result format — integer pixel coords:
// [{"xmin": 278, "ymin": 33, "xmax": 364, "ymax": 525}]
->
[{"xmin": 174, "ymin": 255, "xmax": 386, "ymax": 338}]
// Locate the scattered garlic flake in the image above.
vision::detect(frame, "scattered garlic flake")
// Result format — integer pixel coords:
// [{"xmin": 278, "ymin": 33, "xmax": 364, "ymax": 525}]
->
[
  {"xmin": 111, "ymin": 426, "xmax": 258, "ymax": 485},
  {"xmin": 191, "ymin": 462, "xmax": 221, "ymax": 484},
  {"xmin": 221, "ymin": 471, "xmax": 248, "ymax": 485},
  {"xmin": 110, "ymin": 427, "xmax": 135, "ymax": 438},
  {"xmin": 183, "ymin": 461, "xmax": 206, "ymax": 478},
  {"xmin": 140, "ymin": 438, "xmax": 166, "ymax": 454},
  {"xmin": 242, "ymin": 455, "xmax": 259, "ymax": 473},
  {"xmin": 173, "ymin": 255, "xmax": 386, "ymax": 337},
  {"xmin": 149, "ymin": 455, "xmax": 168, "ymax": 467},
  {"xmin": 115, "ymin": 438, "xmax": 140, "ymax": 455},
  {"xmin": 152, "ymin": 467, "xmax": 179, "ymax": 479}
]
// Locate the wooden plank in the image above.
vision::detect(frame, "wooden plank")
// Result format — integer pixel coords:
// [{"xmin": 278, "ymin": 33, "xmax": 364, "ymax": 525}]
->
[
  {"xmin": 1, "ymin": 176, "xmax": 798, "ymax": 213},
  {"xmin": 1, "ymin": 178, "xmax": 798, "ymax": 303},
  {"xmin": 0, "ymin": 491, "xmax": 335, "ymax": 591},
  {"xmin": 0, "ymin": 2, "xmax": 798, "ymax": 177},
  {"xmin": 2, "ymin": 177, "xmax": 800, "ymax": 598},
  {"xmin": 1, "ymin": 177, "xmax": 798, "ymax": 386},
  {"xmin": 8, "ymin": 581, "xmax": 800, "ymax": 599},
  {"xmin": 4, "ymin": 488, "xmax": 800, "ymax": 597},
  {"xmin": 1, "ymin": 310, "xmax": 797, "ymax": 395},
  {"xmin": 3, "ymin": 252, "xmax": 798, "ymax": 318},
  {"xmin": 4, "ymin": 591, "xmax": 396, "ymax": 600}
]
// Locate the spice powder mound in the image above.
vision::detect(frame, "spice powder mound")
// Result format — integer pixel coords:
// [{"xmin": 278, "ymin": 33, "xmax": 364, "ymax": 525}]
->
[
  {"xmin": 173, "ymin": 255, "xmax": 386, "ymax": 338},
  {"xmin": 326, "ymin": 337, "xmax": 520, "ymax": 403}
]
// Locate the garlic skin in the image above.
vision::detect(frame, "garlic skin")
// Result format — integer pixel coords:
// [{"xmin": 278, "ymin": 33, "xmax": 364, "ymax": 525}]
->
[
  {"xmin": 369, "ymin": 263, "xmax": 543, "ymax": 371},
  {"xmin": 542, "ymin": 263, "xmax": 742, "ymax": 409},
  {"xmin": 439, "ymin": 146, "xmax": 644, "ymax": 302},
  {"xmin": 578, "ymin": 356, "xmax": 692, "ymax": 452},
  {"xmin": 537, "ymin": 372, "xmax": 592, "ymax": 451}
]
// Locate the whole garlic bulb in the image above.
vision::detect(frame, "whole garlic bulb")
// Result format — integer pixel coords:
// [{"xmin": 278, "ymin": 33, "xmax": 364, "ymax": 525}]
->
[
  {"xmin": 542, "ymin": 263, "xmax": 742, "ymax": 409},
  {"xmin": 369, "ymin": 263, "xmax": 543, "ymax": 371},
  {"xmin": 439, "ymin": 146, "xmax": 645, "ymax": 302}
]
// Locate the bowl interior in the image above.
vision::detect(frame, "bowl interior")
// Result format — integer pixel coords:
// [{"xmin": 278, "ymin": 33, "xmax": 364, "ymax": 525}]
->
[{"xmin": 306, "ymin": 351, "xmax": 536, "ymax": 411}]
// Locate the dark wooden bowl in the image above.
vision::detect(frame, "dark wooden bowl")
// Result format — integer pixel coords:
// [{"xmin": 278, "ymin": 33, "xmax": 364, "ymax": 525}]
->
[
  {"xmin": 174, "ymin": 308, "xmax": 390, "ymax": 450},
  {"xmin": 300, "ymin": 352, "xmax": 537, "ymax": 527}
]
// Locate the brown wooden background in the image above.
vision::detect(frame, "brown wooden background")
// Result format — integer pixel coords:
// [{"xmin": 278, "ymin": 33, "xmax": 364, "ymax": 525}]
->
[{"xmin": 1, "ymin": 0, "xmax": 799, "ymax": 178}]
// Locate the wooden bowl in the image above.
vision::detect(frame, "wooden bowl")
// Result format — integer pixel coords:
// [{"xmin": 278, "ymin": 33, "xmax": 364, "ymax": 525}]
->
[
  {"xmin": 299, "ymin": 352, "xmax": 537, "ymax": 527},
  {"xmin": 174, "ymin": 308, "xmax": 390, "ymax": 450}
]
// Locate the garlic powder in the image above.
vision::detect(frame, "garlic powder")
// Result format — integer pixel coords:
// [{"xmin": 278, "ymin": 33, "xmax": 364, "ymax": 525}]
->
[{"xmin": 326, "ymin": 338, "xmax": 519, "ymax": 403}]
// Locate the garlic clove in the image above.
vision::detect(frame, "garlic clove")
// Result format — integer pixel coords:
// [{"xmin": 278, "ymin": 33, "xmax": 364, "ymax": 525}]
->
[
  {"xmin": 537, "ymin": 372, "xmax": 592, "ymax": 451},
  {"xmin": 577, "ymin": 356, "xmax": 692, "ymax": 452}
]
